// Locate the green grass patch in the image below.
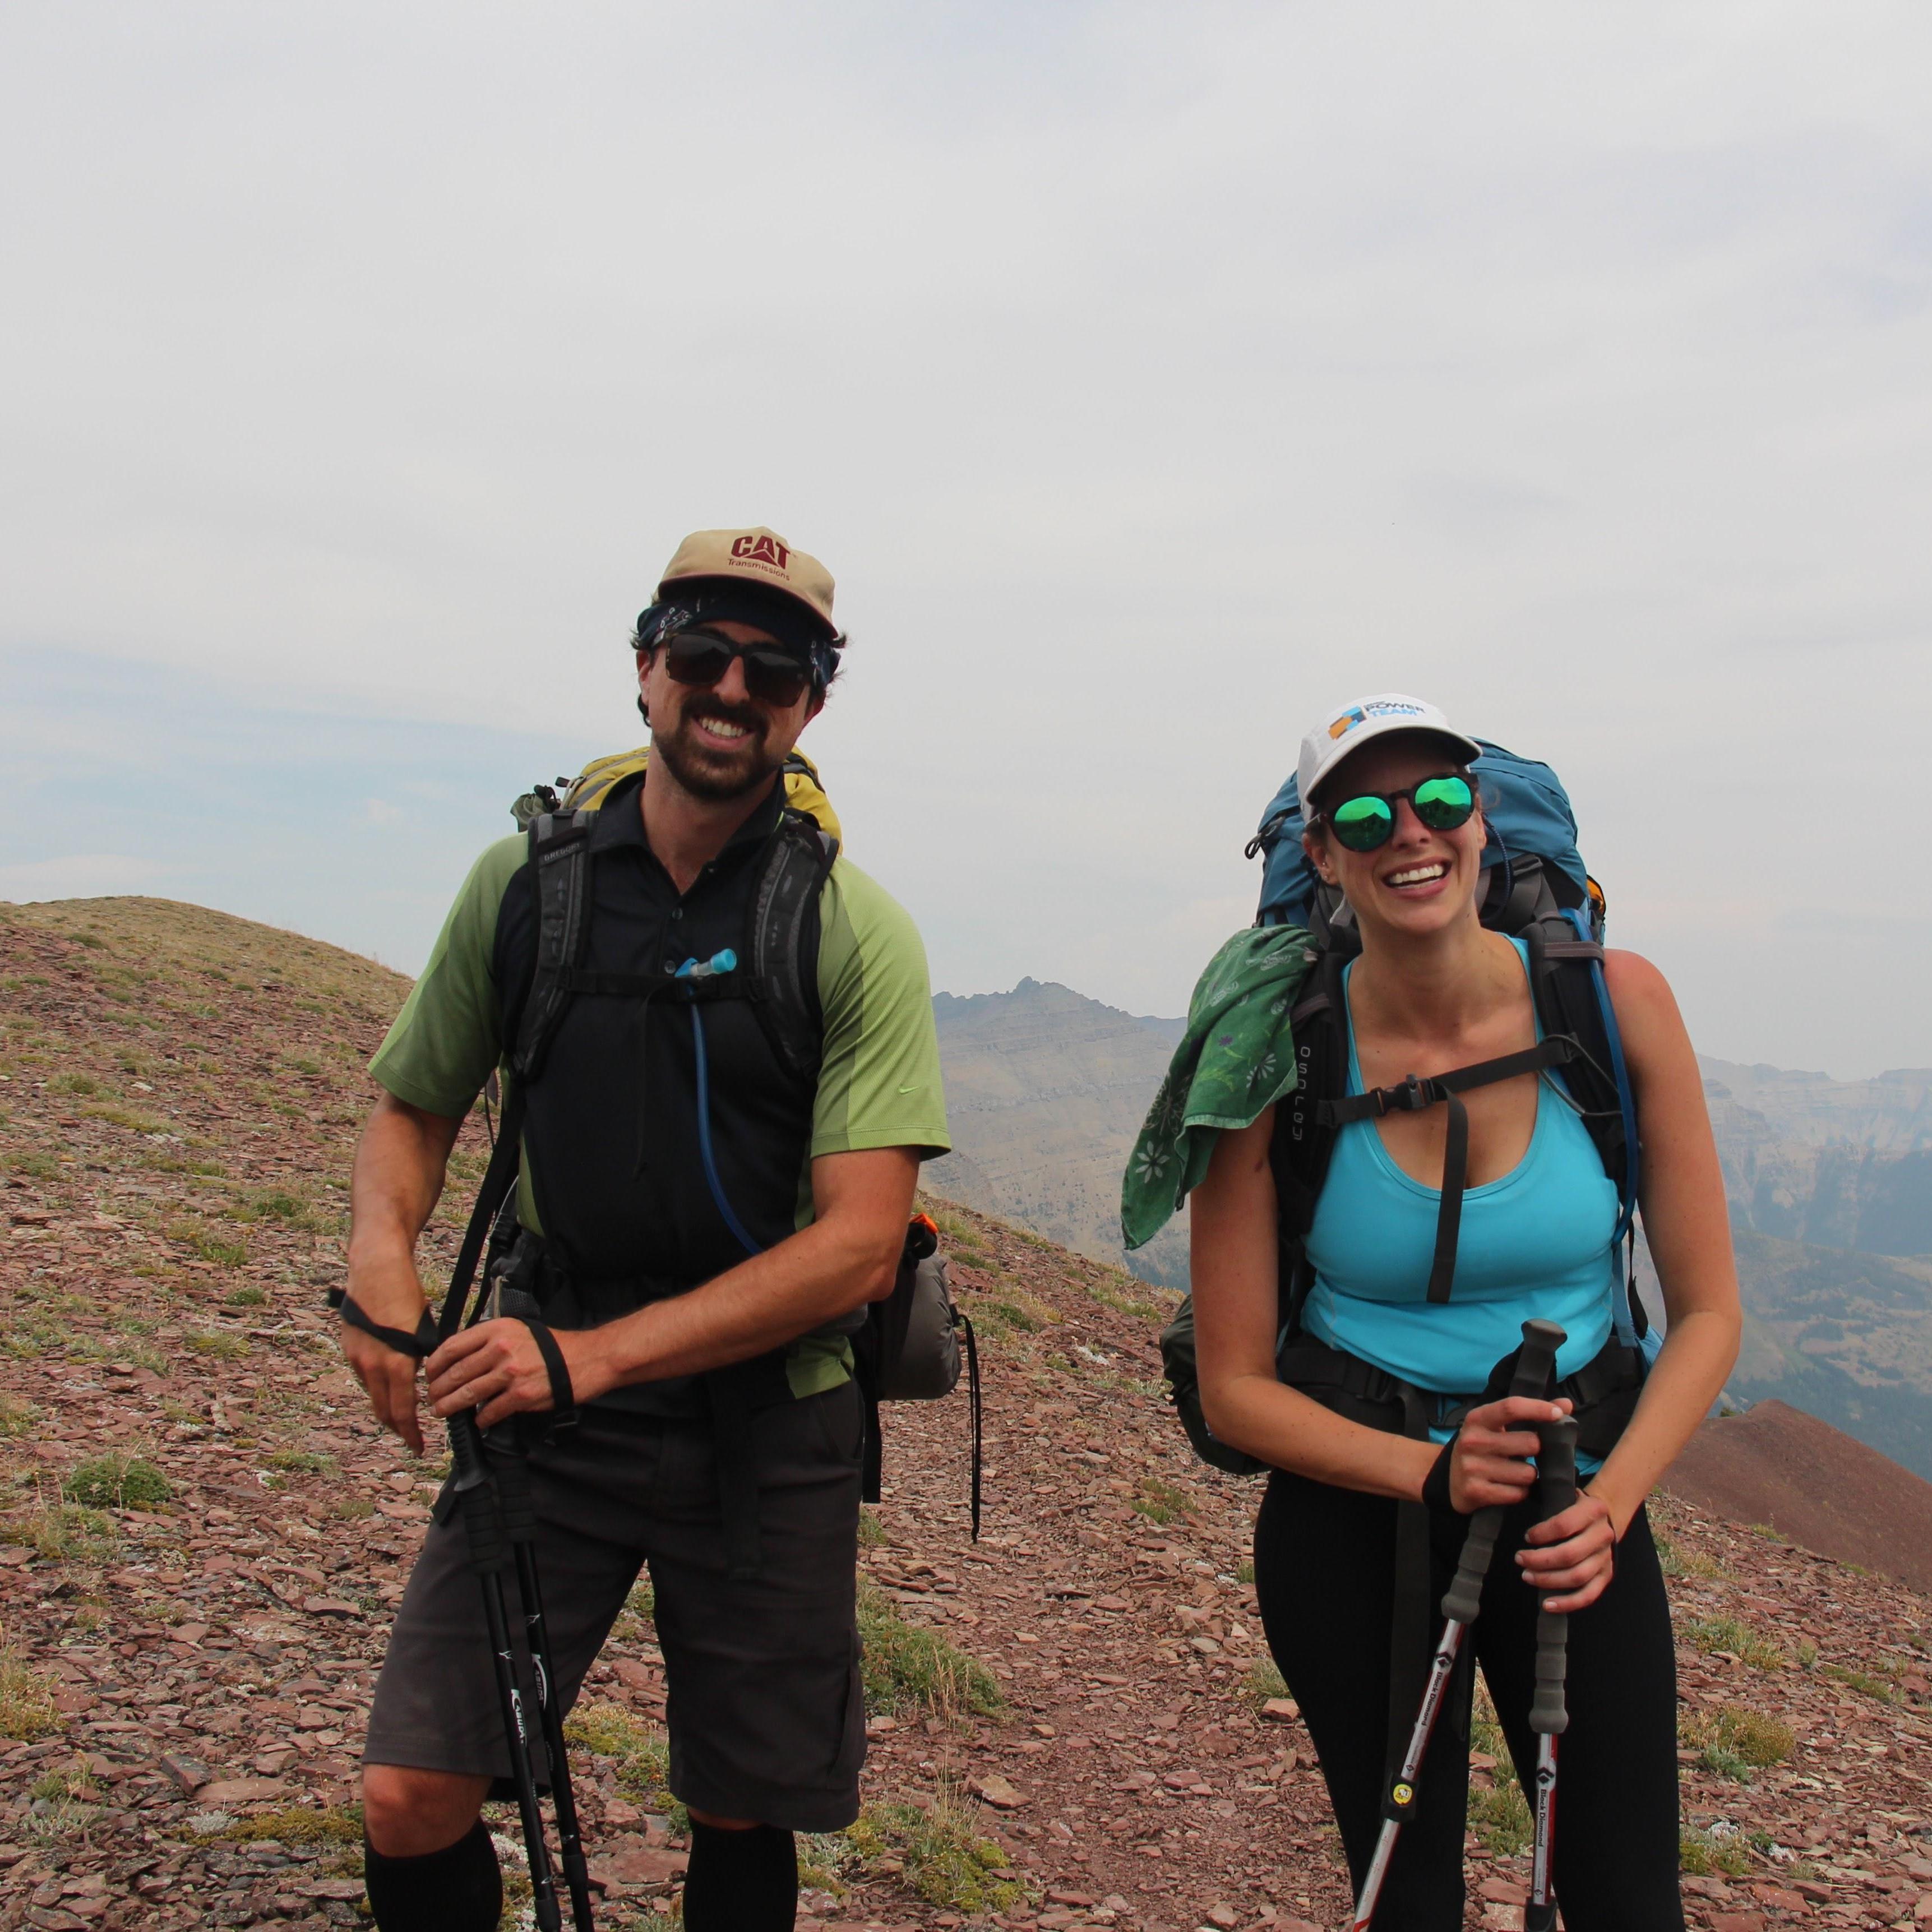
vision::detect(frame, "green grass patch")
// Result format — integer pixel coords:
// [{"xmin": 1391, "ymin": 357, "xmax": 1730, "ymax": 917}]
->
[
  {"xmin": 228, "ymin": 1188, "xmax": 318, "ymax": 1228},
  {"xmin": 1680, "ymin": 1825, "xmax": 1752, "ymax": 1876},
  {"xmin": 48, "ymin": 1073, "xmax": 100, "ymax": 1097},
  {"xmin": 1084, "ymin": 1275, "xmax": 1167, "ymax": 1321},
  {"xmin": 1679, "ymin": 1705, "xmax": 1795, "ymax": 1780},
  {"xmin": 610, "ymin": 1579, "xmax": 656, "ymax": 1643},
  {"xmin": 0, "ymin": 1647, "xmax": 62, "ymax": 1741},
  {"xmin": 219, "ymin": 1803, "xmax": 364, "ymax": 1847},
  {"xmin": 1822, "ymin": 1661, "xmax": 1899, "ymax": 1703},
  {"xmin": 1243, "ymin": 1656, "xmax": 1289, "ymax": 1709},
  {"xmin": 224, "ymin": 1285, "xmax": 269, "ymax": 1308},
  {"xmin": 82, "ymin": 1104, "xmax": 167, "ymax": 1134},
  {"xmin": 1131, "ymin": 1476, "xmax": 1189, "ymax": 1526},
  {"xmin": 29, "ymin": 1756, "xmax": 101, "ymax": 1806},
  {"xmin": 843, "ymin": 1791, "xmax": 1025, "ymax": 1915},
  {"xmin": 858, "ymin": 1579, "xmax": 1002, "ymax": 1720},
  {"xmin": 187, "ymin": 1331, "xmax": 249, "ymax": 1361},
  {"xmin": 161, "ymin": 1217, "xmax": 249, "ymax": 1267},
  {"xmin": 2, "ymin": 1502, "xmax": 118, "ymax": 1564},
  {"xmin": 64, "ymin": 1454, "xmax": 172, "ymax": 1510},
  {"xmin": 858, "ymin": 1506, "xmax": 888, "ymax": 1549},
  {"xmin": 563, "ymin": 1704, "xmax": 686, "ymax": 1833},
  {"xmin": 927, "ymin": 1208, "xmax": 983, "ymax": 1256},
  {"xmin": 981, "ymin": 1293, "xmax": 1056, "ymax": 1334},
  {"xmin": 0, "ymin": 1394, "xmax": 39, "ymax": 1439},
  {"xmin": 1468, "ymin": 1688, "xmax": 1531, "ymax": 1854},
  {"xmin": 265, "ymin": 1450, "xmax": 333, "ymax": 1476},
  {"xmin": 1655, "ymin": 1533, "xmax": 1726, "ymax": 1582},
  {"xmin": 1682, "ymin": 1615, "xmax": 1785, "ymax": 1671}
]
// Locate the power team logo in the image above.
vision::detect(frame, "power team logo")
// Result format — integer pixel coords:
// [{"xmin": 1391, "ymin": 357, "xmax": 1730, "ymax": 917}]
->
[
  {"xmin": 731, "ymin": 533, "xmax": 791, "ymax": 572},
  {"xmin": 1329, "ymin": 699, "xmax": 1429, "ymax": 741}
]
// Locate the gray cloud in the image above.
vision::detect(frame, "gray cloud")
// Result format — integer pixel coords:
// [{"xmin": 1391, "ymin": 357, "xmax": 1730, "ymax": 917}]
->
[{"xmin": 3, "ymin": 1, "xmax": 1929, "ymax": 1073}]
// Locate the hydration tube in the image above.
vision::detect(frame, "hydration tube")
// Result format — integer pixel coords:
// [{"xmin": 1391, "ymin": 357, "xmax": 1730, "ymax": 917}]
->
[{"xmin": 675, "ymin": 952, "xmax": 765, "ymax": 1258}]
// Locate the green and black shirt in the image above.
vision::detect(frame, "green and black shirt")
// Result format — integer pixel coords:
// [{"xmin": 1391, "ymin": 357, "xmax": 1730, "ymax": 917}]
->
[{"xmin": 370, "ymin": 774, "xmax": 950, "ymax": 1404}]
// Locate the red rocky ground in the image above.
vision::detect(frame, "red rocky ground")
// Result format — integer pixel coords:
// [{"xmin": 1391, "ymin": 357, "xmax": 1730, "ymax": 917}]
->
[{"xmin": 3, "ymin": 897, "xmax": 1932, "ymax": 1931}]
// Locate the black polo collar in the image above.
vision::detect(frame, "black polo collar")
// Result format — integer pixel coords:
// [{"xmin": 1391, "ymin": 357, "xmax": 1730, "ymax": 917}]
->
[{"xmin": 589, "ymin": 768, "xmax": 786, "ymax": 874}]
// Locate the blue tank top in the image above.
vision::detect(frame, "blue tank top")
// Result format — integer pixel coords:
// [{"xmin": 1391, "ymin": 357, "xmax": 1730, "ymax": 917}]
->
[{"xmin": 1300, "ymin": 939, "xmax": 1618, "ymax": 1433}]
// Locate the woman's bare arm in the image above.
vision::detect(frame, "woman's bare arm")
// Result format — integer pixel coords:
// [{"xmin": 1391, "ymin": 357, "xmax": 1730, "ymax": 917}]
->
[{"xmin": 1574, "ymin": 950, "xmax": 1742, "ymax": 1536}]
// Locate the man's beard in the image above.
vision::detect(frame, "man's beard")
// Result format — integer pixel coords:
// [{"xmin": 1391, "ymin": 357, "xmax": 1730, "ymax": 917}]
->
[{"xmin": 651, "ymin": 695, "xmax": 785, "ymax": 802}]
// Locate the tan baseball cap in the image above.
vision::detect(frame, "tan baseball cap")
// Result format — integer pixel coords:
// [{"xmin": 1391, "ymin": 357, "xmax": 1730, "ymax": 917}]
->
[{"xmin": 656, "ymin": 526, "xmax": 838, "ymax": 640}]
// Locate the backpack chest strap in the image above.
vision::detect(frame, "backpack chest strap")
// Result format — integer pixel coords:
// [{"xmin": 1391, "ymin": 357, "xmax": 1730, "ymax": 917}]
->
[
  {"xmin": 1318, "ymin": 1034, "xmax": 1580, "ymax": 1305},
  {"xmin": 554, "ymin": 965, "xmax": 776, "ymax": 1004}
]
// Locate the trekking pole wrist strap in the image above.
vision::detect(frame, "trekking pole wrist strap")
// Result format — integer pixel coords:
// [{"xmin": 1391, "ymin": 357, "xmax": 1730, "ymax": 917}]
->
[
  {"xmin": 512, "ymin": 1316, "xmax": 579, "ymax": 1428},
  {"xmin": 329, "ymin": 1287, "xmax": 435, "ymax": 1361},
  {"xmin": 1421, "ymin": 1438, "xmax": 1464, "ymax": 1517}
]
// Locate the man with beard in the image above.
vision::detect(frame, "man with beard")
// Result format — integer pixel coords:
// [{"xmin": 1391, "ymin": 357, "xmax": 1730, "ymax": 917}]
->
[{"xmin": 340, "ymin": 528, "xmax": 950, "ymax": 1932}]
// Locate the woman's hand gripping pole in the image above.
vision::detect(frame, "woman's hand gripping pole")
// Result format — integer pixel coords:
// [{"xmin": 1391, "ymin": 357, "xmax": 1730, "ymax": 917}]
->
[{"xmin": 1349, "ymin": 1318, "xmax": 1567, "ymax": 1932}]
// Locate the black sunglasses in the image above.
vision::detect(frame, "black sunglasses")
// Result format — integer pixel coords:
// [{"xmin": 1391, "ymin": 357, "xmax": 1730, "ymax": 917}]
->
[
  {"xmin": 662, "ymin": 629, "xmax": 814, "ymax": 709},
  {"xmin": 1322, "ymin": 774, "xmax": 1477, "ymax": 852}
]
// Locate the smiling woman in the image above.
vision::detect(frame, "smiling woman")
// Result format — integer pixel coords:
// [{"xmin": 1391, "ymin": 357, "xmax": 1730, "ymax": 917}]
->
[{"xmin": 1173, "ymin": 691, "xmax": 1743, "ymax": 1931}]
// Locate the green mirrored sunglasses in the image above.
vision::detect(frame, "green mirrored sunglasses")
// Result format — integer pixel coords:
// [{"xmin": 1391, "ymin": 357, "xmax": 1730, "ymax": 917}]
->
[{"xmin": 1325, "ymin": 774, "xmax": 1476, "ymax": 852}]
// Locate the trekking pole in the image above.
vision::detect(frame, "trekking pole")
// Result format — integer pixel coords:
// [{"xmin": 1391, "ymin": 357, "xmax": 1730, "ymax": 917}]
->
[
  {"xmin": 1350, "ymin": 1317, "xmax": 1566, "ymax": 1932},
  {"xmin": 493, "ymin": 1436, "xmax": 597, "ymax": 1931},
  {"xmin": 447, "ymin": 1409, "xmax": 569, "ymax": 1932},
  {"xmin": 1524, "ymin": 1416, "xmax": 1579, "ymax": 1932}
]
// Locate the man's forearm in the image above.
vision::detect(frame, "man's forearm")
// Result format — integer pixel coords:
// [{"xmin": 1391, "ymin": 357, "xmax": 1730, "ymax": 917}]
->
[
  {"xmin": 346, "ymin": 1094, "xmax": 465, "ymax": 1315},
  {"xmin": 578, "ymin": 1203, "xmax": 900, "ymax": 1395}
]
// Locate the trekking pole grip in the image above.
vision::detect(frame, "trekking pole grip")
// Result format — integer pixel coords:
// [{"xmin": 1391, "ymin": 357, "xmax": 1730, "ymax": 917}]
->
[
  {"xmin": 1440, "ymin": 1319, "xmax": 1566, "ymax": 1624},
  {"xmin": 1528, "ymin": 1417, "xmax": 1579, "ymax": 1735},
  {"xmin": 449, "ymin": 1413, "xmax": 509, "ymax": 1575}
]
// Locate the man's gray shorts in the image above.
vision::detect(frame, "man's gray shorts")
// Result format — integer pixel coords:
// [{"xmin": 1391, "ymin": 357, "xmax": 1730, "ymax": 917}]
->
[{"xmin": 363, "ymin": 1382, "xmax": 867, "ymax": 1833}]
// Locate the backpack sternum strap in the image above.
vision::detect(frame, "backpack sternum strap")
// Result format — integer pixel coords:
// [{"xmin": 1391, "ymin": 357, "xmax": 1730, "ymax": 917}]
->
[{"xmin": 1321, "ymin": 1035, "xmax": 1582, "ymax": 1305}]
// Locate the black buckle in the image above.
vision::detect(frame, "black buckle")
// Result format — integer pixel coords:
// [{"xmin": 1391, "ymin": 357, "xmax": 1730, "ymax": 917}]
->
[{"xmin": 1377, "ymin": 1071, "xmax": 1432, "ymax": 1115}]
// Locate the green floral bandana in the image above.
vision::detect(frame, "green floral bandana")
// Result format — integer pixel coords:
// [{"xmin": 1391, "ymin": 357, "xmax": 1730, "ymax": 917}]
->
[{"xmin": 1120, "ymin": 925, "xmax": 1318, "ymax": 1251}]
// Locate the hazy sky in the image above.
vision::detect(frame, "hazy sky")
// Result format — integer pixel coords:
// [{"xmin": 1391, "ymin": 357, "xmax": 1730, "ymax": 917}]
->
[{"xmin": 5, "ymin": 2, "xmax": 1929, "ymax": 1077}]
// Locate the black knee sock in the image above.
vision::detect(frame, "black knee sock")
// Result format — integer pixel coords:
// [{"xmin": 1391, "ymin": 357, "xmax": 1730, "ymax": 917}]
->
[
  {"xmin": 364, "ymin": 1818, "xmax": 502, "ymax": 1932},
  {"xmin": 681, "ymin": 1819, "xmax": 797, "ymax": 1932}
]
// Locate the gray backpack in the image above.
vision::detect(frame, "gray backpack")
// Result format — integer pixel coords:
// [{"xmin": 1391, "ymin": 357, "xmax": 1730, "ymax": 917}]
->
[{"xmin": 857, "ymin": 1215, "xmax": 981, "ymax": 1535}]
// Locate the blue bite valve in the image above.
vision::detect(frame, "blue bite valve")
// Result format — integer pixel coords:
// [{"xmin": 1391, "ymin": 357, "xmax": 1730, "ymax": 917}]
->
[{"xmin": 675, "ymin": 949, "xmax": 738, "ymax": 981}]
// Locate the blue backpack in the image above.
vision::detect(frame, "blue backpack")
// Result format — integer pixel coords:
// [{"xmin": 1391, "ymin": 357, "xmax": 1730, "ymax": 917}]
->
[
  {"xmin": 1250, "ymin": 739, "xmax": 1647, "ymax": 1353},
  {"xmin": 1158, "ymin": 741, "xmax": 1655, "ymax": 1489}
]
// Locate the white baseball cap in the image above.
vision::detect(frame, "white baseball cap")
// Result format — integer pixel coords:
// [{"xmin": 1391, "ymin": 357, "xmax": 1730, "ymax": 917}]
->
[{"xmin": 1298, "ymin": 694, "xmax": 1483, "ymax": 811}]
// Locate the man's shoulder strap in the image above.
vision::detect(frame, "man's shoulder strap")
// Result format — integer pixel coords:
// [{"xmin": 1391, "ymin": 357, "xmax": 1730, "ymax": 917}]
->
[
  {"xmin": 511, "ymin": 808, "xmax": 598, "ymax": 1081},
  {"xmin": 743, "ymin": 809, "xmax": 840, "ymax": 1087},
  {"xmin": 509, "ymin": 796, "xmax": 840, "ymax": 1089}
]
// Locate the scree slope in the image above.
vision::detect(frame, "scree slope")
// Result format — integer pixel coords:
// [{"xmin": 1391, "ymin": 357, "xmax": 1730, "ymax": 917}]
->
[{"xmin": 4, "ymin": 896, "xmax": 1932, "ymax": 1931}]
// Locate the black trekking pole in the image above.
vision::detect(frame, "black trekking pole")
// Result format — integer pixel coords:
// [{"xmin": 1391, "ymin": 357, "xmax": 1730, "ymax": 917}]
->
[
  {"xmin": 1524, "ymin": 1415, "xmax": 1579, "ymax": 1932},
  {"xmin": 1350, "ymin": 1318, "xmax": 1566, "ymax": 1932},
  {"xmin": 447, "ymin": 1409, "xmax": 572, "ymax": 1932},
  {"xmin": 493, "ymin": 1436, "xmax": 596, "ymax": 1931}
]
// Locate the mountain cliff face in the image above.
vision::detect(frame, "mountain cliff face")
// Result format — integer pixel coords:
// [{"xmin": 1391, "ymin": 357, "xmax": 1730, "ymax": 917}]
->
[
  {"xmin": 1703, "ymin": 1059, "xmax": 1932, "ymax": 1255},
  {"xmin": 925, "ymin": 978, "xmax": 1190, "ymax": 1288}
]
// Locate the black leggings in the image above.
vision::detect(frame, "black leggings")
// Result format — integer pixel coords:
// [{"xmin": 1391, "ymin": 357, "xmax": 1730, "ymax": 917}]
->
[{"xmin": 1253, "ymin": 1472, "xmax": 1684, "ymax": 1931}]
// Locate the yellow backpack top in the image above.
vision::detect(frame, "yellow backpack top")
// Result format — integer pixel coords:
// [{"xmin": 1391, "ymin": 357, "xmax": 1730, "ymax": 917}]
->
[{"xmin": 511, "ymin": 746, "xmax": 840, "ymax": 840}]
